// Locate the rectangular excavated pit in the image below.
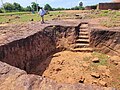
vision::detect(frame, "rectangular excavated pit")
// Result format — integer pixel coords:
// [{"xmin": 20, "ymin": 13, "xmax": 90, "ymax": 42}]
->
[
  {"xmin": 0, "ymin": 25, "xmax": 78, "ymax": 74},
  {"xmin": 0, "ymin": 24, "xmax": 120, "ymax": 89}
]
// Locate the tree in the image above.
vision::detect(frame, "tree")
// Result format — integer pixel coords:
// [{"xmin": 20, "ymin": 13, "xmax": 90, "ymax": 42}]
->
[
  {"xmin": 0, "ymin": 8, "xmax": 3, "ymax": 13},
  {"xmin": 13, "ymin": 2, "xmax": 22, "ymax": 11},
  {"xmin": 44, "ymin": 4, "xmax": 53, "ymax": 11},
  {"xmin": 3, "ymin": 2, "xmax": 14, "ymax": 12},
  {"xmin": 72, "ymin": 6, "xmax": 79, "ymax": 10},
  {"xmin": 31, "ymin": 2, "xmax": 38, "ymax": 11},
  {"xmin": 79, "ymin": 2, "xmax": 83, "ymax": 7},
  {"xmin": 25, "ymin": 6, "xmax": 32, "ymax": 11},
  {"xmin": 53, "ymin": 7, "xmax": 65, "ymax": 11},
  {"xmin": 71, "ymin": 6, "xmax": 85, "ymax": 10}
]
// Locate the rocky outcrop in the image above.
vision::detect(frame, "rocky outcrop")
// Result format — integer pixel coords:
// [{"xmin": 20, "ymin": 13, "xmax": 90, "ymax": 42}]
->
[
  {"xmin": 0, "ymin": 61, "xmax": 116, "ymax": 90},
  {"xmin": 90, "ymin": 29, "xmax": 120, "ymax": 55}
]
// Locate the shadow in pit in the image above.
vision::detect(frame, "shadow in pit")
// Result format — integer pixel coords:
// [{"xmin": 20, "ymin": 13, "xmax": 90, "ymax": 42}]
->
[{"xmin": 29, "ymin": 51, "xmax": 61, "ymax": 76}]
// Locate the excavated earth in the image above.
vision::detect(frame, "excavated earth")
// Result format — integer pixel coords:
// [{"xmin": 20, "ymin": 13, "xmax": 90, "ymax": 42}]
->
[{"xmin": 0, "ymin": 20, "xmax": 120, "ymax": 90}]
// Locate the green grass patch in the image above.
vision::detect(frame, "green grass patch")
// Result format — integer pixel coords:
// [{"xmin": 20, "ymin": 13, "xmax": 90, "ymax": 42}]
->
[
  {"xmin": 0, "ymin": 16, "xmax": 8, "ymax": 23},
  {"xmin": 0, "ymin": 11, "xmax": 61, "ymax": 24},
  {"xmin": 92, "ymin": 52, "xmax": 109, "ymax": 66},
  {"xmin": 0, "ymin": 12, "xmax": 31, "ymax": 16},
  {"xmin": 86, "ymin": 10, "xmax": 120, "ymax": 27},
  {"xmin": 89, "ymin": 52, "xmax": 109, "ymax": 71}
]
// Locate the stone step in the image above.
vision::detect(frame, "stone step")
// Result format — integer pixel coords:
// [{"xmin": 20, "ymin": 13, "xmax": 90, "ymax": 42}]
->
[
  {"xmin": 80, "ymin": 27, "xmax": 88, "ymax": 29},
  {"xmin": 74, "ymin": 43, "xmax": 89, "ymax": 48},
  {"xmin": 80, "ymin": 29, "xmax": 89, "ymax": 32},
  {"xmin": 71, "ymin": 48, "xmax": 93, "ymax": 52},
  {"xmin": 80, "ymin": 24, "xmax": 88, "ymax": 29},
  {"xmin": 77, "ymin": 35, "xmax": 89, "ymax": 39},
  {"xmin": 76, "ymin": 39, "xmax": 89, "ymax": 43},
  {"xmin": 80, "ymin": 32, "xmax": 89, "ymax": 35},
  {"xmin": 80, "ymin": 24, "xmax": 88, "ymax": 27}
]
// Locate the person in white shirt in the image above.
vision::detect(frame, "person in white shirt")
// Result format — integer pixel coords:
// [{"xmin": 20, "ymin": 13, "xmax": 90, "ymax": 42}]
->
[{"xmin": 38, "ymin": 7, "xmax": 46, "ymax": 24}]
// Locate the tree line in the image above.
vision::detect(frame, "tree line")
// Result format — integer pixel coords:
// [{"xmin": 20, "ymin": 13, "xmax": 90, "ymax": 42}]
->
[{"xmin": 0, "ymin": 2, "xmax": 84, "ymax": 13}]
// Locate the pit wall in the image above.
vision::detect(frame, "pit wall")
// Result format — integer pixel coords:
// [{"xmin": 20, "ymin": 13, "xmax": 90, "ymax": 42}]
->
[
  {"xmin": 90, "ymin": 29, "xmax": 120, "ymax": 55},
  {"xmin": 43, "ymin": 25, "xmax": 78, "ymax": 50},
  {"xmin": 0, "ymin": 25, "xmax": 77, "ymax": 73}
]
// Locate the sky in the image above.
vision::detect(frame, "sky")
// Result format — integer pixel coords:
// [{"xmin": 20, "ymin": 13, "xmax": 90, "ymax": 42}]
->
[{"xmin": 0, "ymin": 0, "xmax": 112, "ymax": 8}]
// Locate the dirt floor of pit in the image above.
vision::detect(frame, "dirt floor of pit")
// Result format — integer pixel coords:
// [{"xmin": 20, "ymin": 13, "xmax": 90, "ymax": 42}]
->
[{"xmin": 31, "ymin": 51, "xmax": 120, "ymax": 89}]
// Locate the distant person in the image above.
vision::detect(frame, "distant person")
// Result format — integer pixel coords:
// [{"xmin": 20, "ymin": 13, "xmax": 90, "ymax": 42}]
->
[
  {"xmin": 31, "ymin": 9, "xmax": 35, "ymax": 14},
  {"xmin": 38, "ymin": 7, "xmax": 46, "ymax": 24}
]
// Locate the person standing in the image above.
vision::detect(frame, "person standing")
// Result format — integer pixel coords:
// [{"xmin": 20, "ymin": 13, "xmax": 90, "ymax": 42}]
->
[{"xmin": 38, "ymin": 7, "xmax": 46, "ymax": 24}]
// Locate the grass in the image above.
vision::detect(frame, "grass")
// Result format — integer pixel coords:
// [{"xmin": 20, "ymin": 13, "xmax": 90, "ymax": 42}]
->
[
  {"xmin": 0, "ymin": 14, "xmax": 39, "ymax": 24},
  {"xmin": 0, "ymin": 12, "xmax": 30, "ymax": 16},
  {"xmin": 0, "ymin": 11, "xmax": 62, "ymax": 24},
  {"xmin": 88, "ymin": 52, "xmax": 109, "ymax": 72},
  {"xmin": 0, "ymin": 10, "xmax": 120, "ymax": 27},
  {"xmin": 91, "ymin": 52, "xmax": 109, "ymax": 66},
  {"xmin": 86, "ymin": 10, "xmax": 120, "ymax": 27}
]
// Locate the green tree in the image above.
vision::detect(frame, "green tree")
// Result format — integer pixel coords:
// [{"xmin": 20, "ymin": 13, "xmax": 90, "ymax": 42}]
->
[
  {"xmin": 3, "ymin": 2, "xmax": 14, "ymax": 12},
  {"xmin": 0, "ymin": 8, "xmax": 3, "ymax": 13},
  {"xmin": 31, "ymin": 2, "xmax": 38, "ymax": 11},
  {"xmin": 25, "ymin": 6, "xmax": 32, "ymax": 11},
  {"xmin": 79, "ymin": 2, "xmax": 83, "ymax": 7},
  {"xmin": 44, "ymin": 4, "xmax": 53, "ymax": 11},
  {"xmin": 13, "ymin": 2, "xmax": 22, "ymax": 11},
  {"xmin": 53, "ymin": 7, "xmax": 65, "ymax": 11},
  {"xmin": 74, "ymin": 6, "xmax": 79, "ymax": 10},
  {"xmin": 79, "ymin": 6, "xmax": 85, "ymax": 10},
  {"xmin": 71, "ymin": 6, "xmax": 85, "ymax": 10}
]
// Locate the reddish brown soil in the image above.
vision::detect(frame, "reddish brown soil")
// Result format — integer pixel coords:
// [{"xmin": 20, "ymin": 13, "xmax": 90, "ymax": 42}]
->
[{"xmin": 34, "ymin": 51, "xmax": 120, "ymax": 89}]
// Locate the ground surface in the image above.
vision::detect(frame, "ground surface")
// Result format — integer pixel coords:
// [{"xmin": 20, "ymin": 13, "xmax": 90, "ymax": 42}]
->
[
  {"xmin": 0, "ymin": 10, "xmax": 120, "ymax": 27},
  {"xmin": 34, "ymin": 51, "xmax": 120, "ymax": 89},
  {"xmin": 0, "ymin": 20, "xmax": 81, "ymax": 46}
]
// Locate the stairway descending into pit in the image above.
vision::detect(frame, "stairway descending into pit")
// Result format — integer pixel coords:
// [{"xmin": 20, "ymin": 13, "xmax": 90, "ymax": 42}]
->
[{"xmin": 72, "ymin": 23, "xmax": 93, "ymax": 52}]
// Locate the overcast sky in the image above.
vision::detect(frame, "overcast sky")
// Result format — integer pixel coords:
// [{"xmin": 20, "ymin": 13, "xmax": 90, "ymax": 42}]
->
[{"xmin": 0, "ymin": 0, "xmax": 112, "ymax": 8}]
